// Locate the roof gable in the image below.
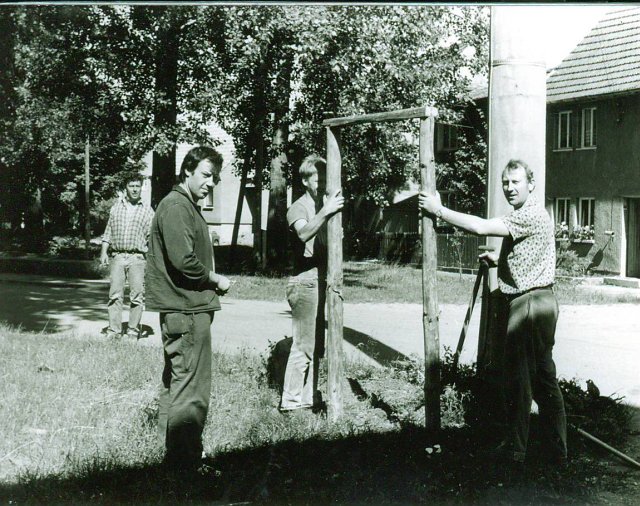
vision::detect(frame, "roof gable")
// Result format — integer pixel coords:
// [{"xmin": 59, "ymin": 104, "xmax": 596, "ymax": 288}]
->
[{"xmin": 547, "ymin": 7, "xmax": 640, "ymax": 103}]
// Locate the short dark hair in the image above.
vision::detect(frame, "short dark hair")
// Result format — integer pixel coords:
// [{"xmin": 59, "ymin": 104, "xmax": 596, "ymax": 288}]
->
[
  {"xmin": 299, "ymin": 154, "xmax": 326, "ymax": 181},
  {"xmin": 179, "ymin": 146, "xmax": 223, "ymax": 182},
  {"xmin": 121, "ymin": 171, "xmax": 144, "ymax": 189},
  {"xmin": 503, "ymin": 159, "xmax": 534, "ymax": 183}
]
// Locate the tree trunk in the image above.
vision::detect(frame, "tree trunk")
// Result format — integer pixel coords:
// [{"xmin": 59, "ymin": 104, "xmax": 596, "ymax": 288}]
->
[
  {"xmin": 253, "ymin": 128, "xmax": 265, "ymax": 269},
  {"xmin": 151, "ymin": 12, "xmax": 180, "ymax": 208},
  {"xmin": 266, "ymin": 116, "xmax": 289, "ymax": 270}
]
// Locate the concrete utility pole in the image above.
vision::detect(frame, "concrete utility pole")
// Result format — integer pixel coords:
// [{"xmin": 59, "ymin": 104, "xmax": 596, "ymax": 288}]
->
[{"xmin": 479, "ymin": 6, "xmax": 547, "ymax": 374}]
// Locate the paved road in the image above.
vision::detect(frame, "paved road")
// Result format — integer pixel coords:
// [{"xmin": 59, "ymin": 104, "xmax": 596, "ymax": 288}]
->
[{"xmin": 1, "ymin": 273, "xmax": 638, "ymax": 407}]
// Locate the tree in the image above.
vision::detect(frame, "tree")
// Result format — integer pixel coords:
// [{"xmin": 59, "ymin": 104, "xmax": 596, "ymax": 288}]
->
[
  {"xmin": 203, "ymin": 5, "xmax": 488, "ymax": 269},
  {"xmin": 0, "ymin": 4, "xmax": 489, "ymax": 264},
  {"xmin": 0, "ymin": 6, "xmax": 134, "ymax": 245},
  {"xmin": 291, "ymin": 5, "xmax": 489, "ymax": 206},
  {"xmin": 0, "ymin": 5, "xmax": 225, "ymax": 244}
]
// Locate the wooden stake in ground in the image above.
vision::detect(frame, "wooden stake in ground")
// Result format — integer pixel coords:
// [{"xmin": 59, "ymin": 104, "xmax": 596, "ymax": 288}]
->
[
  {"xmin": 419, "ymin": 111, "xmax": 440, "ymax": 432},
  {"xmin": 326, "ymin": 126, "xmax": 344, "ymax": 422}
]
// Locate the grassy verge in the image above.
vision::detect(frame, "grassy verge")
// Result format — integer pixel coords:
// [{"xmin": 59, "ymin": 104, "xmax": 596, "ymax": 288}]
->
[
  {"xmin": 226, "ymin": 261, "xmax": 640, "ymax": 305},
  {"xmin": 1, "ymin": 325, "xmax": 637, "ymax": 504}
]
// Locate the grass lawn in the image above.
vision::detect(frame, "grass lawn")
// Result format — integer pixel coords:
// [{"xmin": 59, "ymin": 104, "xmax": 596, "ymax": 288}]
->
[
  {"xmin": 227, "ymin": 261, "xmax": 640, "ymax": 305},
  {"xmin": 1, "ymin": 324, "xmax": 638, "ymax": 504}
]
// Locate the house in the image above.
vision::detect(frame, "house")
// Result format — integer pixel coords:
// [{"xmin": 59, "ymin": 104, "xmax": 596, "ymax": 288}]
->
[
  {"xmin": 546, "ymin": 7, "xmax": 640, "ymax": 277},
  {"xmin": 141, "ymin": 122, "xmax": 290, "ymax": 246}
]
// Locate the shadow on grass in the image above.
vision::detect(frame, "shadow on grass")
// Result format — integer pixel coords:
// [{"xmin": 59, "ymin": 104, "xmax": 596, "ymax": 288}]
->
[
  {"xmin": 0, "ymin": 279, "xmax": 109, "ymax": 333},
  {"xmin": 0, "ymin": 422, "xmax": 604, "ymax": 505},
  {"xmin": 0, "ymin": 280, "xmax": 157, "ymax": 336},
  {"xmin": 343, "ymin": 325, "xmax": 409, "ymax": 366}
]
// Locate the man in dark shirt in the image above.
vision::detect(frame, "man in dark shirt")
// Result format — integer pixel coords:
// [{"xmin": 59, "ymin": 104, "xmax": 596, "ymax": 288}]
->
[
  {"xmin": 145, "ymin": 146, "xmax": 231, "ymax": 469},
  {"xmin": 280, "ymin": 155, "xmax": 344, "ymax": 412}
]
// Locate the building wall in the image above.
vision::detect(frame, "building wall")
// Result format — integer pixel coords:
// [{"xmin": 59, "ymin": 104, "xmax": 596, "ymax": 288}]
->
[
  {"xmin": 546, "ymin": 93, "xmax": 640, "ymax": 274},
  {"xmin": 142, "ymin": 123, "xmax": 255, "ymax": 246}
]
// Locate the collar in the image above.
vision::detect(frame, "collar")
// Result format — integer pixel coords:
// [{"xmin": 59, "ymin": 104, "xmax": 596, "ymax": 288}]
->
[
  {"xmin": 120, "ymin": 196, "xmax": 143, "ymax": 206},
  {"xmin": 513, "ymin": 193, "xmax": 538, "ymax": 211},
  {"xmin": 172, "ymin": 185, "xmax": 202, "ymax": 212}
]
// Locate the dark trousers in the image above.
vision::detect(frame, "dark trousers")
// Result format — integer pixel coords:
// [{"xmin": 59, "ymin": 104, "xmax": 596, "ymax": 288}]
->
[
  {"xmin": 504, "ymin": 287, "xmax": 567, "ymax": 462},
  {"xmin": 158, "ymin": 311, "xmax": 214, "ymax": 467}
]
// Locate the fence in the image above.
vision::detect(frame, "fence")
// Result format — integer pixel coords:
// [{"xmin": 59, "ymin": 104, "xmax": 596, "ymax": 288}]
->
[{"xmin": 353, "ymin": 232, "xmax": 483, "ymax": 271}]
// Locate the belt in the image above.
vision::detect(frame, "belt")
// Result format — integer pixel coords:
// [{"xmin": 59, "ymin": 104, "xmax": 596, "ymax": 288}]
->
[
  {"xmin": 111, "ymin": 250, "xmax": 144, "ymax": 255},
  {"xmin": 504, "ymin": 284, "xmax": 554, "ymax": 301}
]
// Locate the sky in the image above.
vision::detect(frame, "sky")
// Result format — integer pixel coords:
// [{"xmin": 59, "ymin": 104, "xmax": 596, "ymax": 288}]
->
[{"xmin": 529, "ymin": 4, "xmax": 630, "ymax": 69}]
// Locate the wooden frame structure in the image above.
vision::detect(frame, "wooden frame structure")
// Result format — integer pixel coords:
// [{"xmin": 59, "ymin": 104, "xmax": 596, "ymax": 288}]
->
[{"xmin": 322, "ymin": 106, "xmax": 441, "ymax": 431}]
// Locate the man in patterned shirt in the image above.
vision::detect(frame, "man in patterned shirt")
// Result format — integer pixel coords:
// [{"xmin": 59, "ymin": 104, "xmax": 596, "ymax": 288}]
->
[
  {"xmin": 100, "ymin": 173, "xmax": 154, "ymax": 340},
  {"xmin": 419, "ymin": 159, "xmax": 567, "ymax": 466}
]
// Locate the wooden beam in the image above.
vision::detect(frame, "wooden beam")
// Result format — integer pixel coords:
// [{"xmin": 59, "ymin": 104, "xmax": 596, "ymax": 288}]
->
[
  {"xmin": 322, "ymin": 106, "xmax": 438, "ymax": 128},
  {"xmin": 419, "ymin": 114, "xmax": 440, "ymax": 433},
  {"xmin": 326, "ymin": 126, "xmax": 344, "ymax": 422}
]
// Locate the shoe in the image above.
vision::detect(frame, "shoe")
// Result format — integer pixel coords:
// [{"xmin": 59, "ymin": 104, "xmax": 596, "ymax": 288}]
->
[
  {"xmin": 106, "ymin": 331, "xmax": 121, "ymax": 340},
  {"xmin": 278, "ymin": 403, "xmax": 313, "ymax": 414},
  {"xmin": 312, "ymin": 401, "xmax": 327, "ymax": 415},
  {"xmin": 541, "ymin": 452, "xmax": 568, "ymax": 468},
  {"xmin": 489, "ymin": 441, "xmax": 525, "ymax": 464},
  {"xmin": 126, "ymin": 330, "xmax": 140, "ymax": 340}
]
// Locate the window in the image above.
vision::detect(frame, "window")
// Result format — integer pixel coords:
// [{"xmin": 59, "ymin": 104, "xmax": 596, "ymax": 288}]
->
[
  {"xmin": 581, "ymin": 107, "xmax": 597, "ymax": 148},
  {"xmin": 436, "ymin": 123, "xmax": 458, "ymax": 152},
  {"xmin": 555, "ymin": 198, "xmax": 570, "ymax": 225},
  {"xmin": 555, "ymin": 111, "xmax": 572, "ymax": 149},
  {"xmin": 578, "ymin": 198, "xmax": 595, "ymax": 228},
  {"xmin": 202, "ymin": 189, "xmax": 214, "ymax": 210}
]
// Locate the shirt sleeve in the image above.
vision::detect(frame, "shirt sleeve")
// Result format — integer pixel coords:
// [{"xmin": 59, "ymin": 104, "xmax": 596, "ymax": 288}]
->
[
  {"xmin": 159, "ymin": 202, "xmax": 210, "ymax": 287},
  {"xmin": 287, "ymin": 200, "xmax": 309, "ymax": 229},
  {"xmin": 501, "ymin": 205, "xmax": 539, "ymax": 241},
  {"xmin": 145, "ymin": 207, "xmax": 154, "ymax": 240},
  {"xmin": 102, "ymin": 206, "xmax": 114, "ymax": 244}
]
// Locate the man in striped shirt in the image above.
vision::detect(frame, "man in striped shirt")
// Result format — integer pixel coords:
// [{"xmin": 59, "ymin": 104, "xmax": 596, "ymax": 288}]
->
[{"xmin": 100, "ymin": 173, "xmax": 154, "ymax": 339}]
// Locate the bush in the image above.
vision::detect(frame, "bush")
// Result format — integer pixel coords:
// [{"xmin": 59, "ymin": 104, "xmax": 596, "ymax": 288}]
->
[
  {"xmin": 46, "ymin": 236, "xmax": 101, "ymax": 259},
  {"xmin": 556, "ymin": 242, "xmax": 590, "ymax": 276},
  {"xmin": 559, "ymin": 377, "xmax": 633, "ymax": 445}
]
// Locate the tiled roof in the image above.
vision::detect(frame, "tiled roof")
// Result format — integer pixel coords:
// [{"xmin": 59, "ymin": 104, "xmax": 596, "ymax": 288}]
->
[{"xmin": 547, "ymin": 7, "xmax": 640, "ymax": 103}]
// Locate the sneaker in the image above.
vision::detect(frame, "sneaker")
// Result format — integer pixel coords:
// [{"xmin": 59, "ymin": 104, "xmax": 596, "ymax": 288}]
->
[
  {"xmin": 278, "ymin": 403, "xmax": 313, "ymax": 414},
  {"xmin": 106, "ymin": 331, "xmax": 121, "ymax": 340},
  {"xmin": 126, "ymin": 329, "xmax": 140, "ymax": 340},
  {"xmin": 489, "ymin": 441, "xmax": 524, "ymax": 464}
]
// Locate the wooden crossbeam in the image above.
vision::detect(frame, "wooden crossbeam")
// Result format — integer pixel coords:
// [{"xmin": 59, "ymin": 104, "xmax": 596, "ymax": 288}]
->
[{"xmin": 322, "ymin": 106, "xmax": 438, "ymax": 128}]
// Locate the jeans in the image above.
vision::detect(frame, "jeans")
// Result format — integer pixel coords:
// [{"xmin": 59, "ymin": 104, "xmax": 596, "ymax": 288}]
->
[
  {"xmin": 108, "ymin": 253, "xmax": 146, "ymax": 335},
  {"xmin": 281, "ymin": 274, "xmax": 325, "ymax": 410},
  {"xmin": 504, "ymin": 287, "xmax": 567, "ymax": 462},
  {"xmin": 158, "ymin": 311, "xmax": 214, "ymax": 467}
]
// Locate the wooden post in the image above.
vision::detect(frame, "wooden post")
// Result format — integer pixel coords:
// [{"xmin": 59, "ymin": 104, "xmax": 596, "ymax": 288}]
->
[
  {"xmin": 326, "ymin": 126, "xmax": 344, "ymax": 421},
  {"xmin": 419, "ymin": 113, "xmax": 440, "ymax": 432},
  {"xmin": 84, "ymin": 136, "xmax": 91, "ymax": 252}
]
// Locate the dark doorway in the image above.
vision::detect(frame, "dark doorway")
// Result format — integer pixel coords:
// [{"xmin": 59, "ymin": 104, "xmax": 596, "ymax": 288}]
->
[{"xmin": 625, "ymin": 198, "xmax": 640, "ymax": 277}]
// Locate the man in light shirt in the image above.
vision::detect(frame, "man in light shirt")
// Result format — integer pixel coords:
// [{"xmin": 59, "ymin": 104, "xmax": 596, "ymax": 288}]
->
[
  {"xmin": 100, "ymin": 173, "xmax": 154, "ymax": 340},
  {"xmin": 419, "ymin": 159, "xmax": 567, "ymax": 467}
]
